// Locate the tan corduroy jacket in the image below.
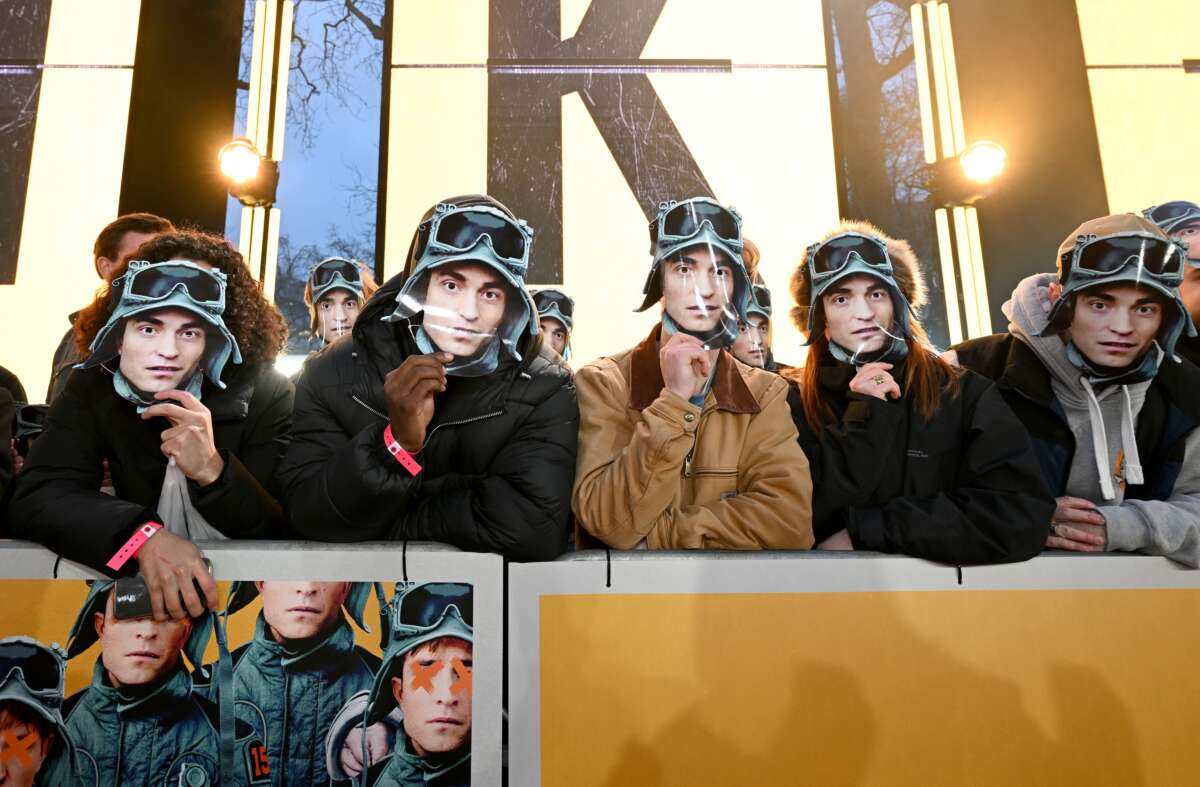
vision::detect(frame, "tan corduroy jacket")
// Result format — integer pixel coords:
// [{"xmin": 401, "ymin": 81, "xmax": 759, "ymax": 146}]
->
[{"xmin": 572, "ymin": 324, "xmax": 814, "ymax": 550}]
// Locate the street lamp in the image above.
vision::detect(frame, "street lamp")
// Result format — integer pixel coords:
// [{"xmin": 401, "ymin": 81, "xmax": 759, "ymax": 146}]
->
[
  {"xmin": 930, "ymin": 140, "xmax": 1007, "ymax": 207},
  {"xmin": 218, "ymin": 137, "xmax": 279, "ymax": 208}
]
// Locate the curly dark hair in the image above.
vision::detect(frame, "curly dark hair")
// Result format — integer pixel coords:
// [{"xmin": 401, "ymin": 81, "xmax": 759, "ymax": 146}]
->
[{"xmin": 75, "ymin": 230, "xmax": 289, "ymax": 371}]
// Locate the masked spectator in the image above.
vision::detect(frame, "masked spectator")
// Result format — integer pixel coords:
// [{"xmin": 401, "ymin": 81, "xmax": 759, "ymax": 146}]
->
[
  {"xmin": 951, "ymin": 214, "xmax": 1200, "ymax": 565},
  {"xmin": 8, "ymin": 231, "xmax": 292, "ymax": 619},
  {"xmin": 572, "ymin": 197, "xmax": 813, "ymax": 549},
  {"xmin": 278, "ymin": 195, "xmax": 577, "ymax": 560}
]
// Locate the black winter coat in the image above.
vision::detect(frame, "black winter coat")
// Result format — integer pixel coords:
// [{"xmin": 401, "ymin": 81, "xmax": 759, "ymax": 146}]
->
[
  {"xmin": 787, "ymin": 361, "xmax": 1054, "ymax": 564},
  {"xmin": 954, "ymin": 333, "xmax": 1200, "ymax": 501},
  {"xmin": 5, "ymin": 363, "xmax": 293, "ymax": 573},
  {"xmin": 276, "ymin": 274, "xmax": 579, "ymax": 561},
  {"xmin": 1178, "ymin": 334, "xmax": 1200, "ymax": 367}
]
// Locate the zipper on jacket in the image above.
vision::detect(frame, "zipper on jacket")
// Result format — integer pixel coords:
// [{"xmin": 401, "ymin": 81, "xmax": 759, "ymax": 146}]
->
[
  {"xmin": 423, "ymin": 410, "xmax": 505, "ymax": 445},
  {"xmin": 352, "ymin": 392, "xmax": 504, "ymax": 452},
  {"xmin": 350, "ymin": 394, "xmax": 388, "ymax": 422}
]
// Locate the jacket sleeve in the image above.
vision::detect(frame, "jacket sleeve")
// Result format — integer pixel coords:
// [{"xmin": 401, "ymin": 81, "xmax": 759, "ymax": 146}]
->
[
  {"xmin": 277, "ymin": 371, "xmax": 421, "ymax": 541},
  {"xmin": 191, "ymin": 371, "xmax": 293, "ymax": 538},
  {"xmin": 1102, "ymin": 425, "xmax": 1200, "ymax": 567},
  {"xmin": 393, "ymin": 376, "xmax": 579, "ymax": 561},
  {"xmin": 571, "ymin": 361, "xmax": 703, "ymax": 549},
  {"xmin": 791, "ymin": 387, "xmax": 909, "ymax": 543},
  {"xmin": 649, "ymin": 378, "xmax": 815, "ymax": 550},
  {"xmin": 5, "ymin": 380, "xmax": 153, "ymax": 574},
  {"xmin": 846, "ymin": 380, "xmax": 1054, "ymax": 564}
]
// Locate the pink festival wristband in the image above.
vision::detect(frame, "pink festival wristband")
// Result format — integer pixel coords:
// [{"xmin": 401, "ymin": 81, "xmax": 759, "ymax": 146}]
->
[
  {"xmin": 383, "ymin": 424, "xmax": 423, "ymax": 476},
  {"xmin": 107, "ymin": 522, "xmax": 163, "ymax": 571}
]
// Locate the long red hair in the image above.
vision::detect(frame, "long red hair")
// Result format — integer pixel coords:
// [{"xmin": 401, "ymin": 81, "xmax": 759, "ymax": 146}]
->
[{"xmin": 785, "ymin": 322, "xmax": 961, "ymax": 434}]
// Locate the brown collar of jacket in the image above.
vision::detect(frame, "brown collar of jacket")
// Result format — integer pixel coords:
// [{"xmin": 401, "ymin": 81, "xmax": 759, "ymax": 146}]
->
[{"xmin": 628, "ymin": 323, "xmax": 761, "ymax": 414}]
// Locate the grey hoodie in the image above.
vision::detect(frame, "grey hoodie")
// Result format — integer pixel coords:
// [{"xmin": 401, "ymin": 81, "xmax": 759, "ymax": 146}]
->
[{"xmin": 1004, "ymin": 273, "xmax": 1200, "ymax": 566}]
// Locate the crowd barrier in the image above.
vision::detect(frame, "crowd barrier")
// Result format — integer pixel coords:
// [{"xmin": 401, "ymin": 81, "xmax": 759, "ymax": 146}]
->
[
  {"xmin": 0, "ymin": 540, "xmax": 504, "ymax": 786},
  {"xmin": 5, "ymin": 540, "xmax": 1199, "ymax": 785},
  {"xmin": 509, "ymin": 550, "xmax": 1200, "ymax": 786}
]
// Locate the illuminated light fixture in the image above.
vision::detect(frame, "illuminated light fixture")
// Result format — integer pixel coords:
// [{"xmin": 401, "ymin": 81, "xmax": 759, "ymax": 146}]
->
[
  {"xmin": 930, "ymin": 140, "xmax": 1007, "ymax": 208},
  {"xmin": 218, "ymin": 137, "xmax": 279, "ymax": 208},
  {"xmin": 959, "ymin": 140, "xmax": 1006, "ymax": 184}
]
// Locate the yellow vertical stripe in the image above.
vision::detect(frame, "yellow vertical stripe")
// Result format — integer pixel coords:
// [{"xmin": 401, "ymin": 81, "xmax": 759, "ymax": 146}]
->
[{"xmin": 909, "ymin": 4, "xmax": 938, "ymax": 165}]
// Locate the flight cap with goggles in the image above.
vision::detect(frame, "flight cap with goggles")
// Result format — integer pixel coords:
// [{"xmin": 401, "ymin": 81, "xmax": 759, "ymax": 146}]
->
[
  {"xmin": 800, "ymin": 229, "xmax": 916, "ymax": 365},
  {"xmin": 309, "ymin": 257, "xmax": 366, "ymax": 303},
  {"xmin": 639, "ymin": 197, "xmax": 753, "ymax": 349},
  {"xmin": 1043, "ymin": 214, "xmax": 1196, "ymax": 383},
  {"xmin": 385, "ymin": 197, "xmax": 538, "ymax": 377},
  {"xmin": 76, "ymin": 260, "xmax": 242, "ymax": 403},
  {"xmin": 363, "ymin": 582, "xmax": 473, "ymax": 726}
]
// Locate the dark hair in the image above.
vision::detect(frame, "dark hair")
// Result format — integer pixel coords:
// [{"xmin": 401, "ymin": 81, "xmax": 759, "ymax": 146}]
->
[
  {"xmin": 0, "ymin": 700, "xmax": 55, "ymax": 741},
  {"xmin": 75, "ymin": 230, "xmax": 289, "ymax": 370},
  {"xmin": 93, "ymin": 213, "xmax": 174, "ymax": 263}
]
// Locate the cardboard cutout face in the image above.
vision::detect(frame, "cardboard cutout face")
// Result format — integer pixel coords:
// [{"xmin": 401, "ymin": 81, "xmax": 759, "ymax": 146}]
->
[
  {"xmin": 538, "ymin": 318, "xmax": 568, "ymax": 356},
  {"xmin": 316, "ymin": 290, "xmax": 362, "ymax": 344},
  {"xmin": 821, "ymin": 274, "xmax": 896, "ymax": 356},
  {"xmin": 731, "ymin": 314, "xmax": 770, "ymax": 367},
  {"xmin": 420, "ymin": 262, "xmax": 514, "ymax": 358},
  {"xmin": 1063, "ymin": 283, "xmax": 1165, "ymax": 368},
  {"xmin": 116, "ymin": 307, "xmax": 208, "ymax": 394},
  {"xmin": 660, "ymin": 246, "xmax": 736, "ymax": 335}
]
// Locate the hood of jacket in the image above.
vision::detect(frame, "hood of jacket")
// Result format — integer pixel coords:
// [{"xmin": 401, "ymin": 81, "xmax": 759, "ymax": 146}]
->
[{"xmin": 1004, "ymin": 273, "xmax": 1151, "ymax": 501}]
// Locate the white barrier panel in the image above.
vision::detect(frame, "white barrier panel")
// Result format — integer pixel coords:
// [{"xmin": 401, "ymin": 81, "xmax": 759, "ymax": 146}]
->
[
  {"xmin": 509, "ymin": 550, "xmax": 1200, "ymax": 786},
  {"xmin": 0, "ymin": 540, "xmax": 502, "ymax": 787}
]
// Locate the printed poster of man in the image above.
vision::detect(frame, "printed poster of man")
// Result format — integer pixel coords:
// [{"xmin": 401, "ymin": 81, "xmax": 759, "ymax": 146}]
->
[{"xmin": 0, "ymin": 579, "xmax": 474, "ymax": 787}]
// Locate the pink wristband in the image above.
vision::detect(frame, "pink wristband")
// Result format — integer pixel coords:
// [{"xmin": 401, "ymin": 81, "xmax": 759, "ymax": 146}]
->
[
  {"xmin": 107, "ymin": 522, "xmax": 163, "ymax": 571},
  {"xmin": 383, "ymin": 424, "xmax": 422, "ymax": 476}
]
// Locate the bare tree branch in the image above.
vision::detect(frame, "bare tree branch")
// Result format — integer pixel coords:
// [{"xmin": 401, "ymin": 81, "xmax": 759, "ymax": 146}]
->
[{"xmin": 345, "ymin": 0, "xmax": 385, "ymax": 40}]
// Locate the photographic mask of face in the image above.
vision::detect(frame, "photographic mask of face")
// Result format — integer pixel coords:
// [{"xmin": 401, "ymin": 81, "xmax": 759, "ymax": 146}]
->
[
  {"xmin": 731, "ymin": 314, "xmax": 770, "ymax": 367},
  {"xmin": 1066, "ymin": 283, "xmax": 1165, "ymax": 368},
  {"xmin": 821, "ymin": 274, "xmax": 896, "ymax": 357},
  {"xmin": 317, "ymin": 290, "xmax": 361, "ymax": 344},
  {"xmin": 660, "ymin": 246, "xmax": 735, "ymax": 334},
  {"xmin": 418, "ymin": 263, "xmax": 512, "ymax": 358},
  {"xmin": 116, "ymin": 307, "xmax": 208, "ymax": 395}
]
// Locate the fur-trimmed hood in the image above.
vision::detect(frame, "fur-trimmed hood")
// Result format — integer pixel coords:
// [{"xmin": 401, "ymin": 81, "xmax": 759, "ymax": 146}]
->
[{"xmin": 789, "ymin": 219, "xmax": 927, "ymax": 337}]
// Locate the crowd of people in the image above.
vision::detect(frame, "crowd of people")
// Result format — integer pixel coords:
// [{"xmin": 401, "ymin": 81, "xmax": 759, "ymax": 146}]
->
[
  {"xmin": 1, "ymin": 195, "xmax": 1198, "ymax": 616},
  {"xmin": 0, "ymin": 193, "xmax": 1197, "ymax": 785}
]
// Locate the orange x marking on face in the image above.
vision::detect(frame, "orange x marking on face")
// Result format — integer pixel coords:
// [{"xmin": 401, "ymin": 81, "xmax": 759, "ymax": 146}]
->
[
  {"xmin": 411, "ymin": 660, "xmax": 444, "ymax": 692},
  {"xmin": 450, "ymin": 656, "xmax": 472, "ymax": 696},
  {"xmin": 1, "ymin": 729, "xmax": 39, "ymax": 768}
]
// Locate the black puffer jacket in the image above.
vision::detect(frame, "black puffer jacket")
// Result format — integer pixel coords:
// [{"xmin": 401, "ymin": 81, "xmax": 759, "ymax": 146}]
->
[
  {"xmin": 5, "ymin": 363, "xmax": 292, "ymax": 572},
  {"xmin": 1179, "ymin": 334, "xmax": 1200, "ymax": 367},
  {"xmin": 954, "ymin": 332, "xmax": 1200, "ymax": 502},
  {"xmin": 277, "ymin": 273, "xmax": 579, "ymax": 561},
  {"xmin": 787, "ymin": 361, "xmax": 1054, "ymax": 564}
]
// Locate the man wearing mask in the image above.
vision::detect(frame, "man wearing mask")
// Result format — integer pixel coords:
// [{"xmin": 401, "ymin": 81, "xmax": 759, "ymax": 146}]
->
[
  {"xmin": 47, "ymin": 214, "xmax": 173, "ymax": 403},
  {"xmin": 279, "ymin": 195, "xmax": 578, "ymax": 560},
  {"xmin": 571, "ymin": 197, "xmax": 813, "ymax": 550},
  {"xmin": 530, "ymin": 288, "xmax": 574, "ymax": 362},
  {"xmin": 951, "ymin": 214, "xmax": 1200, "ymax": 566}
]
